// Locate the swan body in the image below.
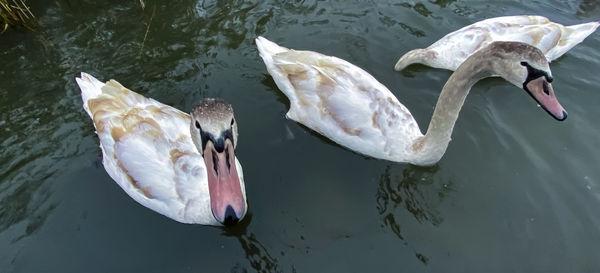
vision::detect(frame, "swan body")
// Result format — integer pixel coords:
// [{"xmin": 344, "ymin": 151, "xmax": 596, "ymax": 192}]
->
[
  {"xmin": 257, "ymin": 37, "xmax": 566, "ymax": 166},
  {"xmin": 76, "ymin": 72, "xmax": 247, "ymax": 225},
  {"xmin": 394, "ymin": 15, "xmax": 599, "ymax": 71}
]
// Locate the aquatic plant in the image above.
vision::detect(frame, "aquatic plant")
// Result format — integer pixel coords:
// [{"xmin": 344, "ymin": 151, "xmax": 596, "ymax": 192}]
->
[{"xmin": 0, "ymin": 0, "xmax": 36, "ymax": 33}]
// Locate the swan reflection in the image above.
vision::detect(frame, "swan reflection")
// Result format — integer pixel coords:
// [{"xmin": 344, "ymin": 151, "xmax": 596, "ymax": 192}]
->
[
  {"xmin": 223, "ymin": 214, "xmax": 284, "ymax": 273},
  {"xmin": 376, "ymin": 164, "xmax": 454, "ymax": 264}
]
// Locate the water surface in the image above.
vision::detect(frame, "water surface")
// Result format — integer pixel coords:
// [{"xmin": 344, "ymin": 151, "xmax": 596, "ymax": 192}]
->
[{"xmin": 1, "ymin": 0, "xmax": 600, "ymax": 272}]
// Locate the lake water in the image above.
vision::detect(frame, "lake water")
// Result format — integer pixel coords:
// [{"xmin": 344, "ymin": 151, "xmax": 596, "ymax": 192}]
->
[{"xmin": 1, "ymin": 0, "xmax": 599, "ymax": 272}]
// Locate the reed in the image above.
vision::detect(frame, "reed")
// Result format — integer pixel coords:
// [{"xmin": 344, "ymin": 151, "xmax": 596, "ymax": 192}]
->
[{"xmin": 0, "ymin": 0, "xmax": 36, "ymax": 33}]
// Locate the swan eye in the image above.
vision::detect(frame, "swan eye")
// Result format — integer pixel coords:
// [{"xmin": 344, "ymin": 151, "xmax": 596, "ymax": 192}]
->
[
  {"xmin": 520, "ymin": 61, "xmax": 528, "ymax": 66},
  {"xmin": 195, "ymin": 121, "xmax": 202, "ymax": 131},
  {"xmin": 230, "ymin": 118, "xmax": 235, "ymax": 126}
]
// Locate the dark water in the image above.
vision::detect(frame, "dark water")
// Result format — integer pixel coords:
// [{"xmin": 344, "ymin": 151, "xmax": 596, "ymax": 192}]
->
[{"xmin": 1, "ymin": 0, "xmax": 599, "ymax": 272}]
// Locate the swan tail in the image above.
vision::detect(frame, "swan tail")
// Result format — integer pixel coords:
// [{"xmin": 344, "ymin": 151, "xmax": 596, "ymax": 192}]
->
[
  {"xmin": 256, "ymin": 36, "xmax": 289, "ymax": 64},
  {"xmin": 566, "ymin": 21, "xmax": 600, "ymax": 36},
  {"xmin": 393, "ymin": 48, "xmax": 437, "ymax": 71},
  {"xmin": 564, "ymin": 21, "xmax": 600, "ymax": 46},
  {"xmin": 547, "ymin": 21, "xmax": 599, "ymax": 61},
  {"xmin": 76, "ymin": 72, "xmax": 107, "ymax": 117},
  {"xmin": 256, "ymin": 36, "xmax": 304, "ymax": 119},
  {"xmin": 76, "ymin": 72, "xmax": 141, "ymax": 120}
]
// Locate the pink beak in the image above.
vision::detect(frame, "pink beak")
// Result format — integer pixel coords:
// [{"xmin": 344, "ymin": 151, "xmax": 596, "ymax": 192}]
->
[
  {"xmin": 203, "ymin": 140, "xmax": 245, "ymax": 225},
  {"xmin": 524, "ymin": 76, "xmax": 567, "ymax": 121}
]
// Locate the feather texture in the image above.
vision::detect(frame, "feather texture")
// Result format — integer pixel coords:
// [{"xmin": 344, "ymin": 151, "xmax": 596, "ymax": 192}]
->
[
  {"xmin": 77, "ymin": 72, "xmax": 245, "ymax": 225},
  {"xmin": 257, "ymin": 37, "xmax": 423, "ymax": 163},
  {"xmin": 257, "ymin": 37, "xmax": 564, "ymax": 166},
  {"xmin": 395, "ymin": 15, "xmax": 599, "ymax": 71}
]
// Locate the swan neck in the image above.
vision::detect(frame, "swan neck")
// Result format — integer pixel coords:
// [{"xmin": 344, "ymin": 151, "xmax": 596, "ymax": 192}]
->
[
  {"xmin": 394, "ymin": 48, "xmax": 433, "ymax": 71},
  {"xmin": 418, "ymin": 58, "xmax": 490, "ymax": 163}
]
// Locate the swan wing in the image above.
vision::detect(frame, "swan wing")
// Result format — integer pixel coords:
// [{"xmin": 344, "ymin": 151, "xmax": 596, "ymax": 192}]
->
[
  {"xmin": 412, "ymin": 15, "xmax": 599, "ymax": 70},
  {"xmin": 76, "ymin": 73, "xmax": 218, "ymax": 225},
  {"xmin": 257, "ymin": 37, "xmax": 422, "ymax": 162}
]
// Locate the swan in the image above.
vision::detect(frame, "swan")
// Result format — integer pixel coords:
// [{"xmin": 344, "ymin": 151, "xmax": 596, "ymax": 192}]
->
[
  {"xmin": 76, "ymin": 72, "xmax": 247, "ymax": 226},
  {"xmin": 256, "ymin": 36, "xmax": 567, "ymax": 166},
  {"xmin": 394, "ymin": 15, "xmax": 599, "ymax": 72}
]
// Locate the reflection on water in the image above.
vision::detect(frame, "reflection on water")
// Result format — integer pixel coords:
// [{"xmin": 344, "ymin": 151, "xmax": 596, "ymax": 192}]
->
[
  {"xmin": 429, "ymin": 0, "xmax": 458, "ymax": 8},
  {"xmin": 193, "ymin": 0, "xmax": 261, "ymax": 50},
  {"xmin": 261, "ymin": 74, "xmax": 290, "ymax": 112},
  {"xmin": 451, "ymin": 4, "xmax": 478, "ymax": 17},
  {"xmin": 577, "ymin": 0, "xmax": 600, "ymax": 16},
  {"xmin": 393, "ymin": 0, "xmax": 457, "ymax": 22},
  {"xmin": 0, "ymin": 105, "xmax": 87, "ymax": 241},
  {"xmin": 222, "ymin": 214, "xmax": 283, "ymax": 273},
  {"xmin": 376, "ymin": 164, "xmax": 454, "ymax": 264},
  {"xmin": 1, "ymin": 0, "xmax": 600, "ymax": 271},
  {"xmin": 0, "ymin": 179, "xmax": 56, "ymax": 243},
  {"xmin": 0, "ymin": 22, "xmax": 89, "ymax": 241}
]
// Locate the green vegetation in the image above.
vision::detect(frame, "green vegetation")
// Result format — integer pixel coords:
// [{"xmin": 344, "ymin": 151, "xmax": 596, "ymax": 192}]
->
[{"xmin": 0, "ymin": 0, "xmax": 36, "ymax": 33}]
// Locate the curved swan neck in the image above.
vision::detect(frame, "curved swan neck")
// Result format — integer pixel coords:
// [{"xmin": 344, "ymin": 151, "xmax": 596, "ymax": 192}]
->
[
  {"xmin": 394, "ymin": 48, "xmax": 431, "ymax": 71},
  {"xmin": 417, "ymin": 56, "xmax": 492, "ymax": 164}
]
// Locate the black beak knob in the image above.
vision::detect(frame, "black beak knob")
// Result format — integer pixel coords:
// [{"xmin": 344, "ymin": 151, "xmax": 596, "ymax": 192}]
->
[{"xmin": 222, "ymin": 205, "xmax": 239, "ymax": 226}]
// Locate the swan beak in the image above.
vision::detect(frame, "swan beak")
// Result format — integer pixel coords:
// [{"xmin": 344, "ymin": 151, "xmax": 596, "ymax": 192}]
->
[
  {"xmin": 203, "ymin": 139, "xmax": 246, "ymax": 226},
  {"xmin": 524, "ymin": 76, "xmax": 567, "ymax": 121}
]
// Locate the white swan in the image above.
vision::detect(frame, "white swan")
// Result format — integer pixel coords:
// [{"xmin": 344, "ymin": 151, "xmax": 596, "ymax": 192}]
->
[
  {"xmin": 256, "ymin": 37, "xmax": 566, "ymax": 166},
  {"xmin": 76, "ymin": 72, "xmax": 247, "ymax": 225},
  {"xmin": 394, "ymin": 15, "xmax": 599, "ymax": 72}
]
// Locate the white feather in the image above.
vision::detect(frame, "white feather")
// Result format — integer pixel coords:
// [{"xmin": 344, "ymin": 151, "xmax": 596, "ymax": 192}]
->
[
  {"xmin": 77, "ymin": 72, "xmax": 244, "ymax": 225},
  {"xmin": 395, "ymin": 15, "xmax": 600, "ymax": 71},
  {"xmin": 256, "ymin": 37, "xmax": 423, "ymax": 163}
]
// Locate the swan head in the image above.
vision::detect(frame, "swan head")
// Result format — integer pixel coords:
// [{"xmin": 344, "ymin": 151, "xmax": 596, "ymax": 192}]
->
[
  {"xmin": 479, "ymin": 41, "xmax": 567, "ymax": 121},
  {"xmin": 189, "ymin": 98, "xmax": 246, "ymax": 226}
]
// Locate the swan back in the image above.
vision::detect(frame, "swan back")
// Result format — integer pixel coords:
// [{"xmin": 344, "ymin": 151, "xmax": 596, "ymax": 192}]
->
[
  {"xmin": 395, "ymin": 15, "xmax": 599, "ymax": 71},
  {"xmin": 257, "ymin": 37, "xmax": 423, "ymax": 162}
]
